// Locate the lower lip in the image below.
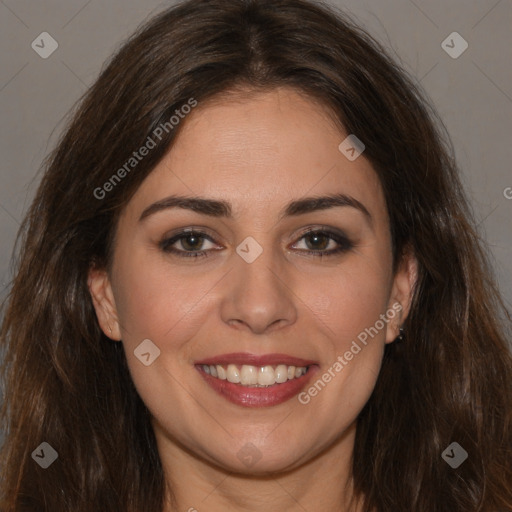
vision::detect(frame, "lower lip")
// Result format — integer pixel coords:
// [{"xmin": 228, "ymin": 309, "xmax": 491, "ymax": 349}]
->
[{"xmin": 196, "ymin": 366, "xmax": 319, "ymax": 407}]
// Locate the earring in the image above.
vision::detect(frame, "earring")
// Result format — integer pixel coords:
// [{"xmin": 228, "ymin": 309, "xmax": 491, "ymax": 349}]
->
[{"xmin": 395, "ymin": 327, "xmax": 404, "ymax": 343}]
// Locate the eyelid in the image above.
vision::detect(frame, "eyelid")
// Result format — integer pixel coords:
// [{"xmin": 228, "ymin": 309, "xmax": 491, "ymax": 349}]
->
[
  {"xmin": 289, "ymin": 225, "xmax": 353, "ymax": 251},
  {"xmin": 290, "ymin": 224, "xmax": 351, "ymax": 243},
  {"xmin": 293, "ymin": 224, "xmax": 347, "ymax": 238},
  {"xmin": 161, "ymin": 226, "xmax": 221, "ymax": 243},
  {"xmin": 158, "ymin": 226, "xmax": 220, "ymax": 257},
  {"xmin": 159, "ymin": 225, "xmax": 354, "ymax": 258}
]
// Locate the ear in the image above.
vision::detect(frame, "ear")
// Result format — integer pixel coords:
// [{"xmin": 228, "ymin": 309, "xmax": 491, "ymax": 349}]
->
[
  {"xmin": 88, "ymin": 266, "xmax": 122, "ymax": 341},
  {"xmin": 385, "ymin": 247, "xmax": 418, "ymax": 344}
]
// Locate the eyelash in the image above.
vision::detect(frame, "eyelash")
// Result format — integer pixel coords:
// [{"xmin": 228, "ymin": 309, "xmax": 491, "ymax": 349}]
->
[{"xmin": 159, "ymin": 227, "xmax": 353, "ymax": 259}]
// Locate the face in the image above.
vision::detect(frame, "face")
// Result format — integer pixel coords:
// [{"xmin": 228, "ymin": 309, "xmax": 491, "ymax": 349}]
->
[{"xmin": 89, "ymin": 87, "xmax": 416, "ymax": 476}]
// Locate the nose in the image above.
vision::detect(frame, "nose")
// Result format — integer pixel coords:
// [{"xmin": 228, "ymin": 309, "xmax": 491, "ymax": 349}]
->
[{"xmin": 219, "ymin": 243, "xmax": 298, "ymax": 335}]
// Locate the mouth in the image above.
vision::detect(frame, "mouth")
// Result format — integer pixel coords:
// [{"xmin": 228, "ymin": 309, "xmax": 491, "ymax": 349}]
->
[
  {"xmin": 199, "ymin": 363, "xmax": 308, "ymax": 386},
  {"xmin": 195, "ymin": 353, "xmax": 319, "ymax": 407}
]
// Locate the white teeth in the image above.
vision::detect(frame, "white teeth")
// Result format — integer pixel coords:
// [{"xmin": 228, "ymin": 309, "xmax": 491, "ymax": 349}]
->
[
  {"xmin": 275, "ymin": 364, "xmax": 288, "ymax": 383},
  {"xmin": 258, "ymin": 365, "xmax": 275, "ymax": 386},
  {"xmin": 240, "ymin": 365, "xmax": 259, "ymax": 385},
  {"xmin": 226, "ymin": 364, "xmax": 241, "ymax": 383},
  {"xmin": 203, "ymin": 363, "xmax": 308, "ymax": 386},
  {"xmin": 216, "ymin": 365, "xmax": 227, "ymax": 380}
]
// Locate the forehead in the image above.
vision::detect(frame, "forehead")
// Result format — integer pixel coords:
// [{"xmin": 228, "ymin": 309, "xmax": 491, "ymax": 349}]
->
[{"xmin": 125, "ymin": 87, "xmax": 386, "ymax": 224}]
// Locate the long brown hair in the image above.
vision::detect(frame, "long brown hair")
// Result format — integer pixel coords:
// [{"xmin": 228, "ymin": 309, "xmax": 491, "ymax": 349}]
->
[{"xmin": 1, "ymin": 0, "xmax": 511, "ymax": 510}]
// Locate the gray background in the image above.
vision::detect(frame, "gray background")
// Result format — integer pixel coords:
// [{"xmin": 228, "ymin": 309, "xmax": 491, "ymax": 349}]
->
[{"xmin": 0, "ymin": 0, "xmax": 511, "ymax": 307}]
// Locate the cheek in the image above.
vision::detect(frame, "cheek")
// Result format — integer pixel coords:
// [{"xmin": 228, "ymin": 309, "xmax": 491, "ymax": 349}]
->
[
  {"xmin": 303, "ymin": 256, "xmax": 392, "ymax": 347},
  {"xmin": 111, "ymin": 256, "xmax": 214, "ymax": 423},
  {"xmin": 295, "ymin": 254, "xmax": 392, "ymax": 415},
  {"xmin": 111, "ymin": 249, "xmax": 225, "ymax": 373},
  {"xmin": 112, "ymin": 247, "xmax": 198, "ymax": 333}
]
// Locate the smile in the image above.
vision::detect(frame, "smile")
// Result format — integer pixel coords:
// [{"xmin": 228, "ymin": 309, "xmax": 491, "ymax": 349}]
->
[
  {"xmin": 201, "ymin": 363, "xmax": 308, "ymax": 386},
  {"xmin": 195, "ymin": 353, "xmax": 318, "ymax": 407}
]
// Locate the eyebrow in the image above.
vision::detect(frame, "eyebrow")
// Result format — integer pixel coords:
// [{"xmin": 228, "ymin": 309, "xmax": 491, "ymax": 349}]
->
[{"xmin": 139, "ymin": 193, "xmax": 372, "ymax": 225}]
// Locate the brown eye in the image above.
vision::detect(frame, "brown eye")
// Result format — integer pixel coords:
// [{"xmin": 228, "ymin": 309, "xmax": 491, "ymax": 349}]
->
[
  {"xmin": 292, "ymin": 228, "xmax": 353, "ymax": 256},
  {"xmin": 179, "ymin": 233, "xmax": 206, "ymax": 251},
  {"xmin": 160, "ymin": 230, "xmax": 218, "ymax": 258},
  {"xmin": 303, "ymin": 232, "xmax": 332, "ymax": 251}
]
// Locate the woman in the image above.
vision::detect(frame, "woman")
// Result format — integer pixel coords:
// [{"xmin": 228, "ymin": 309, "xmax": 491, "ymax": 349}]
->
[{"xmin": 1, "ymin": 0, "xmax": 511, "ymax": 510}]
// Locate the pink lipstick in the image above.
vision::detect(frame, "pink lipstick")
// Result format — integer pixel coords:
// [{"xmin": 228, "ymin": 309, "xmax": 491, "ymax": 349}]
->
[{"xmin": 195, "ymin": 352, "xmax": 319, "ymax": 407}]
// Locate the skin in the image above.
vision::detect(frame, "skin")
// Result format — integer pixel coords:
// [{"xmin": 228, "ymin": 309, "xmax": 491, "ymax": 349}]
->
[{"xmin": 89, "ymin": 87, "xmax": 417, "ymax": 512}]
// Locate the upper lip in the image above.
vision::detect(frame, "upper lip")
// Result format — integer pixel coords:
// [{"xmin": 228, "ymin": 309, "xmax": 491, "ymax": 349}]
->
[{"xmin": 195, "ymin": 352, "xmax": 317, "ymax": 367}]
